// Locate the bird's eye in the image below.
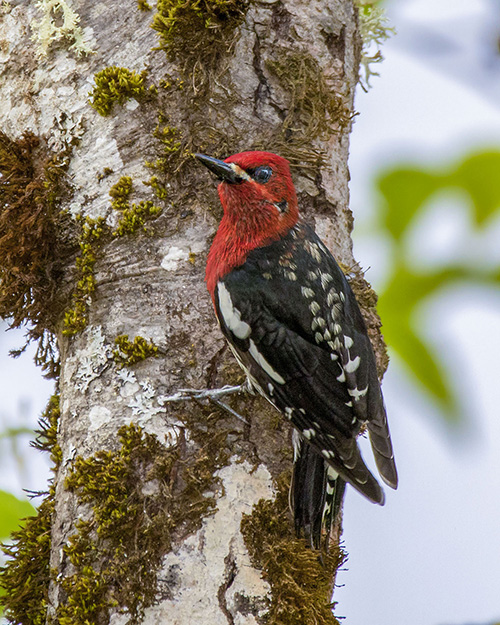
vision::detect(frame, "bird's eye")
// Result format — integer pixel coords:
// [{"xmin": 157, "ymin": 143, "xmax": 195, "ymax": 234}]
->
[{"xmin": 252, "ymin": 165, "xmax": 273, "ymax": 184}]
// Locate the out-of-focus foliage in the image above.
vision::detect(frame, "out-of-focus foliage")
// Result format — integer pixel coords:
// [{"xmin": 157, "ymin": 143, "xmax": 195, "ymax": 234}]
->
[
  {"xmin": 0, "ymin": 491, "xmax": 34, "ymax": 541},
  {"xmin": 0, "ymin": 420, "xmax": 36, "ymax": 610},
  {"xmin": 375, "ymin": 151, "xmax": 500, "ymax": 420},
  {"xmin": 0, "ymin": 424, "xmax": 35, "ymax": 547}
]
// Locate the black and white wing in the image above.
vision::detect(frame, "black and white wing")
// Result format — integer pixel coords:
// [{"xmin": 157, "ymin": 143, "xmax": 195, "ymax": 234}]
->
[{"xmin": 213, "ymin": 223, "xmax": 397, "ymax": 505}]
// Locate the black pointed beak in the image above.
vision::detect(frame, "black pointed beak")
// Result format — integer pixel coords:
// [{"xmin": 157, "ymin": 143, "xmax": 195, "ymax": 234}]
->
[{"xmin": 194, "ymin": 153, "xmax": 243, "ymax": 184}]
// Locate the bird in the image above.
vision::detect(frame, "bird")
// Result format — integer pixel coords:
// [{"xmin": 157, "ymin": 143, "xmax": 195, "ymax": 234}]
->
[{"xmin": 195, "ymin": 150, "xmax": 397, "ymax": 548}]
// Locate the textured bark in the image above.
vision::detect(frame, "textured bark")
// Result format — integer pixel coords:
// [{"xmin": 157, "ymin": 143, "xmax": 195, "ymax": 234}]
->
[{"xmin": 0, "ymin": 0, "xmax": 380, "ymax": 622}]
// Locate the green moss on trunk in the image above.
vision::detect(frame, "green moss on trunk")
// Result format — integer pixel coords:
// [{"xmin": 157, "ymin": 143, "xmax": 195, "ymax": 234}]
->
[
  {"xmin": 0, "ymin": 131, "xmax": 76, "ymax": 374},
  {"xmin": 89, "ymin": 67, "xmax": 148, "ymax": 116},
  {"xmin": 241, "ymin": 474, "xmax": 345, "ymax": 625},
  {"xmin": 152, "ymin": 0, "xmax": 249, "ymax": 79},
  {"xmin": 63, "ymin": 216, "xmax": 109, "ymax": 336},
  {"xmin": 55, "ymin": 416, "xmax": 229, "ymax": 624},
  {"xmin": 113, "ymin": 334, "xmax": 159, "ymax": 368},
  {"xmin": 0, "ymin": 395, "xmax": 61, "ymax": 625}
]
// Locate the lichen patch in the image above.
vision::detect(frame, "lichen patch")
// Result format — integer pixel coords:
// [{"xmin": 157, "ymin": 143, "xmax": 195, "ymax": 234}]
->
[
  {"xmin": 161, "ymin": 246, "xmax": 189, "ymax": 271},
  {"xmin": 88, "ymin": 405, "xmax": 112, "ymax": 431},
  {"xmin": 63, "ymin": 325, "xmax": 112, "ymax": 393},
  {"xmin": 141, "ymin": 459, "xmax": 273, "ymax": 624},
  {"xmin": 31, "ymin": 0, "xmax": 95, "ymax": 56}
]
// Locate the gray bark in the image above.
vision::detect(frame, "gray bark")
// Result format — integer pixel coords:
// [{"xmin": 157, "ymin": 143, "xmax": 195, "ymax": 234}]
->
[{"xmin": 0, "ymin": 0, "xmax": 375, "ymax": 622}]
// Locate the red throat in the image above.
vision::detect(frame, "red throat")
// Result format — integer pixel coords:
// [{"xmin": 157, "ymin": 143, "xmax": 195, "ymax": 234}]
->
[{"xmin": 205, "ymin": 151, "xmax": 299, "ymax": 296}]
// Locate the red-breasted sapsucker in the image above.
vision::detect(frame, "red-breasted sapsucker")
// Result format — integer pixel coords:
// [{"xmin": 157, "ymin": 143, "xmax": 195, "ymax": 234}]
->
[{"xmin": 196, "ymin": 151, "xmax": 397, "ymax": 547}]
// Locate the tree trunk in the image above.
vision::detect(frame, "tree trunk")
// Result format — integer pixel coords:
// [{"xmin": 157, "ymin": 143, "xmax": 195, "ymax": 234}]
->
[{"xmin": 0, "ymin": 0, "xmax": 385, "ymax": 623}]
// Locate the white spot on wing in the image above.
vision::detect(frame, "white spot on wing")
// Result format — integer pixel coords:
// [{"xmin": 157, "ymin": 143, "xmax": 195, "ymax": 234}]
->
[
  {"xmin": 311, "ymin": 317, "xmax": 326, "ymax": 331},
  {"xmin": 345, "ymin": 355, "xmax": 360, "ymax": 373},
  {"xmin": 301, "ymin": 286, "xmax": 315, "ymax": 298},
  {"xmin": 320, "ymin": 272, "xmax": 333, "ymax": 289},
  {"xmin": 307, "ymin": 242, "xmax": 322, "ymax": 263},
  {"xmin": 217, "ymin": 282, "xmax": 251, "ymax": 340},
  {"xmin": 302, "ymin": 428, "xmax": 316, "ymax": 440},
  {"xmin": 337, "ymin": 370, "xmax": 345, "ymax": 382},
  {"xmin": 309, "ymin": 301, "xmax": 321, "ymax": 315},
  {"xmin": 327, "ymin": 289, "xmax": 340, "ymax": 307},
  {"xmin": 348, "ymin": 385, "xmax": 368, "ymax": 401},
  {"xmin": 326, "ymin": 466, "xmax": 338, "ymax": 480},
  {"xmin": 344, "ymin": 336, "xmax": 354, "ymax": 349}
]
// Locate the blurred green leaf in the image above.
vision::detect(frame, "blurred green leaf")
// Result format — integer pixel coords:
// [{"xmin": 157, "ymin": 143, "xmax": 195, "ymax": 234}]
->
[
  {"xmin": 0, "ymin": 490, "xmax": 35, "ymax": 541},
  {"xmin": 374, "ymin": 149, "xmax": 500, "ymax": 421},
  {"xmin": 0, "ymin": 427, "xmax": 32, "ymax": 441},
  {"xmin": 450, "ymin": 152, "xmax": 500, "ymax": 225},
  {"xmin": 378, "ymin": 151, "xmax": 500, "ymax": 243},
  {"xmin": 378, "ymin": 168, "xmax": 438, "ymax": 240},
  {"xmin": 378, "ymin": 262, "xmax": 500, "ymax": 418},
  {"xmin": 379, "ymin": 268, "xmax": 458, "ymax": 416},
  {"xmin": 387, "ymin": 322, "xmax": 454, "ymax": 416}
]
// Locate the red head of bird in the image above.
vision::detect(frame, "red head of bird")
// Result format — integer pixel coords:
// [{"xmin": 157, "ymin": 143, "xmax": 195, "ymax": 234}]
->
[{"xmin": 195, "ymin": 151, "xmax": 299, "ymax": 295}]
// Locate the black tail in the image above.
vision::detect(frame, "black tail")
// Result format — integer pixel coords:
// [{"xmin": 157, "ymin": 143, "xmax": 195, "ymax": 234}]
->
[{"xmin": 291, "ymin": 440, "xmax": 346, "ymax": 549}]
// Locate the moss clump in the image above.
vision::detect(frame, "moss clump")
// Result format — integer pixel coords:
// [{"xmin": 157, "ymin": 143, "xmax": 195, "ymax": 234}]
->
[
  {"xmin": 96, "ymin": 166, "xmax": 114, "ymax": 182},
  {"xmin": 89, "ymin": 67, "xmax": 148, "ymax": 116},
  {"xmin": 109, "ymin": 175, "xmax": 133, "ymax": 211},
  {"xmin": 356, "ymin": 1, "xmax": 395, "ymax": 89},
  {"xmin": 109, "ymin": 176, "xmax": 162, "ymax": 236},
  {"xmin": 113, "ymin": 334, "xmax": 159, "ymax": 368},
  {"xmin": 0, "ymin": 498, "xmax": 53, "ymax": 625},
  {"xmin": 63, "ymin": 175, "xmax": 163, "ymax": 336},
  {"xmin": 63, "ymin": 216, "xmax": 109, "ymax": 336},
  {"xmin": 137, "ymin": 0, "xmax": 152, "ymax": 10},
  {"xmin": 145, "ymin": 115, "xmax": 186, "ymax": 174},
  {"xmin": 241, "ymin": 474, "xmax": 344, "ymax": 625},
  {"xmin": 152, "ymin": 0, "xmax": 249, "ymax": 82},
  {"xmin": 0, "ymin": 131, "xmax": 76, "ymax": 375},
  {"xmin": 114, "ymin": 201, "xmax": 162, "ymax": 236},
  {"xmin": 0, "ymin": 395, "xmax": 61, "ymax": 625},
  {"xmin": 57, "ymin": 421, "xmax": 227, "ymax": 624},
  {"xmin": 255, "ymin": 51, "xmax": 351, "ymax": 169},
  {"xmin": 31, "ymin": 393, "xmax": 63, "ymax": 466}
]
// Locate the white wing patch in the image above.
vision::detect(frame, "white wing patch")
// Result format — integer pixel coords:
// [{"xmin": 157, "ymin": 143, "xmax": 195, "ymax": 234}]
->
[
  {"xmin": 348, "ymin": 385, "xmax": 368, "ymax": 401},
  {"xmin": 249, "ymin": 339, "xmax": 285, "ymax": 384},
  {"xmin": 302, "ymin": 428, "xmax": 316, "ymax": 440},
  {"xmin": 217, "ymin": 282, "xmax": 251, "ymax": 340},
  {"xmin": 344, "ymin": 355, "xmax": 360, "ymax": 373}
]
